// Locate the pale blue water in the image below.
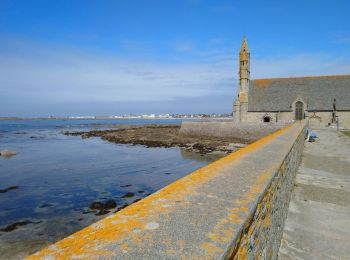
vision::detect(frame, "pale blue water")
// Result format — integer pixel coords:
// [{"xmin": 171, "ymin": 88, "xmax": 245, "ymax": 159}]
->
[{"xmin": 0, "ymin": 119, "xmax": 220, "ymax": 257}]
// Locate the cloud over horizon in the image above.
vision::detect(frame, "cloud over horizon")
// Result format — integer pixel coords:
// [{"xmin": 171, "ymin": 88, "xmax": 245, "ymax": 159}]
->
[{"xmin": 1, "ymin": 37, "xmax": 350, "ymax": 117}]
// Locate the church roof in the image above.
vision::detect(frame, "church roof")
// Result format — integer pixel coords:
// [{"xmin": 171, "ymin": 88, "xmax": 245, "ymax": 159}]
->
[{"xmin": 248, "ymin": 75, "xmax": 350, "ymax": 112}]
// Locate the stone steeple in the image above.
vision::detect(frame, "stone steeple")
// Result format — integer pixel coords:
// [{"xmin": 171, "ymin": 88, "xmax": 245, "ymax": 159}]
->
[
  {"xmin": 238, "ymin": 36, "xmax": 250, "ymax": 101},
  {"xmin": 234, "ymin": 36, "xmax": 250, "ymax": 122}
]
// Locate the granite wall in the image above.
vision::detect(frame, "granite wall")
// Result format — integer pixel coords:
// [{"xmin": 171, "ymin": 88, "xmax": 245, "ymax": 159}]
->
[
  {"xmin": 180, "ymin": 121, "xmax": 287, "ymax": 143},
  {"xmin": 225, "ymin": 122, "xmax": 306, "ymax": 259},
  {"xmin": 242, "ymin": 110, "xmax": 349, "ymax": 129}
]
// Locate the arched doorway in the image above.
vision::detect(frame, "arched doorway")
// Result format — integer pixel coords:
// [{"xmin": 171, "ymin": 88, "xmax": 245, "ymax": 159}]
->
[{"xmin": 295, "ymin": 101, "xmax": 304, "ymax": 120}]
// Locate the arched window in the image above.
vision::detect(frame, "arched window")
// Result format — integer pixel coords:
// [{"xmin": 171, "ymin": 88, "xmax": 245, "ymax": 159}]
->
[
  {"xmin": 263, "ymin": 116, "xmax": 271, "ymax": 123},
  {"xmin": 295, "ymin": 101, "xmax": 304, "ymax": 120}
]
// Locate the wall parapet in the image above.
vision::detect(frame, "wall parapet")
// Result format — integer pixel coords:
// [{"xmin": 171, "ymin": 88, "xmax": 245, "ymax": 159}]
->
[
  {"xmin": 179, "ymin": 120, "xmax": 287, "ymax": 143},
  {"xmin": 27, "ymin": 122, "xmax": 306, "ymax": 260}
]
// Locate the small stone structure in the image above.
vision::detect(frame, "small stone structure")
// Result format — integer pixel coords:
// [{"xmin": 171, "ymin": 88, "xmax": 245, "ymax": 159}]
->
[{"xmin": 27, "ymin": 122, "xmax": 306, "ymax": 259}]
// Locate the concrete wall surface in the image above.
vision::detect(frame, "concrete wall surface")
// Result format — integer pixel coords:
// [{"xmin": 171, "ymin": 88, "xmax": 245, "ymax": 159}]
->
[
  {"xmin": 180, "ymin": 121, "xmax": 287, "ymax": 143},
  {"xmin": 27, "ymin": 122, "xmax": 306, "ymax": 260}
]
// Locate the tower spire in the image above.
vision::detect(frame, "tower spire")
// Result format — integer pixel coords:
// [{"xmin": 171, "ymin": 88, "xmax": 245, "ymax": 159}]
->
[
  {"xmin": 239, "ymin": 36, "xmax": 250, "ymax": 94},
  {"xmin": 240, "ymin": 35, "xmax": 249, "ymax": 53}
]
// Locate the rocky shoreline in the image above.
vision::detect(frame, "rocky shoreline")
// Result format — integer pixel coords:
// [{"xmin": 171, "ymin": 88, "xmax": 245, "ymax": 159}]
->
[
  {"xmin": 1, "ymin": 121, "xmax": 240, "ymax": 259},
  {"xmin": 64, "ymin": 124, "xmax": 248, "ymax": 154}
]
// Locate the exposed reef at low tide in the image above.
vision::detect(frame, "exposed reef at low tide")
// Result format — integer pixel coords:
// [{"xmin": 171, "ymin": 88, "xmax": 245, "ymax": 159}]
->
[{"xmin": 64, "ymin": 124, "xmax": 248, "ymax": 154}]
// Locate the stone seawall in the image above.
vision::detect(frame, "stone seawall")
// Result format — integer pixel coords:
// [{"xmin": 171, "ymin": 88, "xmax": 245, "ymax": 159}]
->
[
  {"xmin": 27, "ymin": 122, "xmax": 306, "ymax": 260},
  {"xmin": 226, "ymin": 122, "xmax": 306, "ymax": 259},
  {"xmin": 180, "ymin": 121, "xmax": 287, "ymax": 142}
]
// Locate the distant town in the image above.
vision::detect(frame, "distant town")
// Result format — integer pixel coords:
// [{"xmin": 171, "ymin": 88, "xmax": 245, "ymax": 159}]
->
[{"xmin": 0, "ymin": 113, "xmax": 232, "ymax": 120}]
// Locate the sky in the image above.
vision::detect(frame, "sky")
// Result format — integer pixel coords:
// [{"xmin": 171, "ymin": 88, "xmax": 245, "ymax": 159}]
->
[{"xmin": 0, "ymin": 0, "xmax": 350, "ymax": 117}]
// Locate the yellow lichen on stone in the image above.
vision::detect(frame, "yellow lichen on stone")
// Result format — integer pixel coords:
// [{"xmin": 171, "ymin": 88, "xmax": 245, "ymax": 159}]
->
[{"xmin": 201, "ymin": 242, "xmax": 224, "ymax": 255}]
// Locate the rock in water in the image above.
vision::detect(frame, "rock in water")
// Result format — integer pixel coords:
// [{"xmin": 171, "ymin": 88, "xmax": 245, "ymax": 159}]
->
[
  {"xmin": 0, "ymin": 186, "xmax": 19, "ymax": 193},
  {"xmin": 89, "ymin": 201, "xmax": 104, "ymax": 210},
  {"xmin": 0, "ymin": 220, "xmax": 31, "ymax": 232},
  {"xmin": 104, "ymin": 199, "xmax": 117, "ymax": 209},
  {"xmin": 0, "ymin": 149, "xmax": 17, "ymax": 158},
  {"xmin": 89, "ymin": 199, "xmax": 117, "ymax": 210},
  {"xmin": 122, "ymin": 192, "xmax": 135, "ymax": 198}
]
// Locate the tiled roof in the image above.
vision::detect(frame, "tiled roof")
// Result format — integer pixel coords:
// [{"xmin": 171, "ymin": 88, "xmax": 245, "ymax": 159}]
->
[{"xmin": 248, "ymin": 75, "xmax": 350, "ymax": 111}]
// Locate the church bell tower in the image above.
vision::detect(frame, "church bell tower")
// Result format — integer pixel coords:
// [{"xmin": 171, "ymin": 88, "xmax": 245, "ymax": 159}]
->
[{"xmin": 233, "ymin": 36, "xmax": 250, "ymax": 122}]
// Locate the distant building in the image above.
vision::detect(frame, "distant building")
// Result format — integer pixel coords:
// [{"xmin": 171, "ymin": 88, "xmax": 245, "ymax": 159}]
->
[
  {"xmin": 158, "ymin": 114, "xmax": 170, "ymax": 118},
  {"xmin": 233, "ymin": 37, "xmax": 350, "ymax": 128},
  {"xmin": 68, "ymin": 116, "xmax": 95, "ymax": 119}
]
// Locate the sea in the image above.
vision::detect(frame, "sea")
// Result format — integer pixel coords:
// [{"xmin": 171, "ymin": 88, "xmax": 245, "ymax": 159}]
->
[{"xmin": 0, "ymin": 119, "xmax": 224, "ymax": 258}]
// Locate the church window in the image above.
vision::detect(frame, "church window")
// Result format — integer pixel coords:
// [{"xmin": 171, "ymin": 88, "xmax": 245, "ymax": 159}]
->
[{"xmin": 263, "ymin": 116, "xmax": 271, "ymax": 123}]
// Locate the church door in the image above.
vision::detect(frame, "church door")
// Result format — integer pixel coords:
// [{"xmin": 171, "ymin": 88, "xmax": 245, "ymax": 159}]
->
[{"xmin": 295, "ymin": 101, "xmax": 304, "ymax": 120}]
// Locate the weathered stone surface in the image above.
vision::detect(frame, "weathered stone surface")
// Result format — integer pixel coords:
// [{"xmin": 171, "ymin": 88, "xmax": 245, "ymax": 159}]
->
[
  {"xmin": 225, "ymin": 122, "xmax": 305, "ymax": 260},
  {"xmin": 180, "ymin": 121, "xmax": 286, "ymax": 142}
]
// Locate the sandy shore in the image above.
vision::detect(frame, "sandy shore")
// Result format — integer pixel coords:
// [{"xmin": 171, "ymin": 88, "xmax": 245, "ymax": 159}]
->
[{"xmin": 65, "ymin": 124, "xmax": 249, "ymax": 154}]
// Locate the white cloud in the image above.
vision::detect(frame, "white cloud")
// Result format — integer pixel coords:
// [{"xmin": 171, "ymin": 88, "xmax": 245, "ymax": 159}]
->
[
  {"xmin": 1, "ymin": 38, "xmax": 349, "ymax": 114},
  {"xmin": 0, "ymin": 41, "xmax": 235, "ymax": 105}
]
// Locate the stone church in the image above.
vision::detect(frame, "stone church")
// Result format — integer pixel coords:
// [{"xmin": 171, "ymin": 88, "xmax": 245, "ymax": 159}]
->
[{"xmin": 233, "ymin": 37, "xmax": 350, "ymax": 129}]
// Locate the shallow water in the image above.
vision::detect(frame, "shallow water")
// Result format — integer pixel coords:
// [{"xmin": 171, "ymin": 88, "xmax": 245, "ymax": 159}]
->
[{"xmin": 0, "ymin": 119, "xmax": 224, "ymax": 258}]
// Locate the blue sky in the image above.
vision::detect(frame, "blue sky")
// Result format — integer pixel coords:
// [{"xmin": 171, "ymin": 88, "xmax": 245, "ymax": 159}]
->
[{"xmin": 1, "ymin": 0, "xmax": 350, "ymax": 117}]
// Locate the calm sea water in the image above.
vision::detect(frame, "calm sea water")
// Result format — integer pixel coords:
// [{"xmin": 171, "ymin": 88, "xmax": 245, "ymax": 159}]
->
[{"xmin": 0, "ymin": 119, "xmax": 223, "ymax": 258}]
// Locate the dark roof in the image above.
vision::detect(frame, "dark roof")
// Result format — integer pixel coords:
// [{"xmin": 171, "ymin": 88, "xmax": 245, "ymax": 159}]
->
[{"xmin": 248, "ymin": 75, "xmax": 350, "ymax": 112}]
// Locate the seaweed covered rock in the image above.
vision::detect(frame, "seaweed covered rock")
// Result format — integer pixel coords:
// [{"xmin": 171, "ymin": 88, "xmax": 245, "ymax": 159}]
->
[{"xmin": 0, "ymin": 149, "xmax": 17, "ymax": 158}]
